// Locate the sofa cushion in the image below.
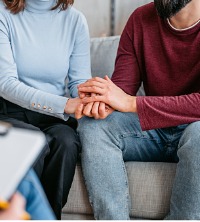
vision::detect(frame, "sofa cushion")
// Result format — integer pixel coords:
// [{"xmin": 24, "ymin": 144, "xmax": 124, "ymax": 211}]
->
[
  {"xmin": 62, "ymin": 163, "xmax": 93, "ymax": 216},
  {"xmin": 90, "ymin": 36, "xmax": 145, "ymax": 96},
  {"xmin": 63, "ymin": 162, "xmax": 176, "ymax": 219}
]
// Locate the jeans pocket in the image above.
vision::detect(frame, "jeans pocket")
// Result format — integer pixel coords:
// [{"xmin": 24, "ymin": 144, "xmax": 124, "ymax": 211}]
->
[{"xmin": 120, "ymin": 131, "xmax": 162, "ymax": 144}]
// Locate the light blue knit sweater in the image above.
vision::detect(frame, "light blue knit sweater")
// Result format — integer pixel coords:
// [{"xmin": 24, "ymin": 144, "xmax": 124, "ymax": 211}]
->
[{"xmin": 0, "ymin": 0, "xmax": 91, "ymax": 120}]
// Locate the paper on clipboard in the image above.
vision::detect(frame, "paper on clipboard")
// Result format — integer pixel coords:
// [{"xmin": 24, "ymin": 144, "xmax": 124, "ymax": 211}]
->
[{"xmin": 0, "ymin": 127, "xmax": 45, "ymax": 200}]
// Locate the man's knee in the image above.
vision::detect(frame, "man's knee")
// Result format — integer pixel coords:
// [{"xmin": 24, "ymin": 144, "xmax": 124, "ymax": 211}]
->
[
  {"xmin": 178, "ymin": 121, "xmax": 200, "ymax": 158},
  {"xmin": 180, "ymin": 122, "xmax": 200, "ymax": 143},
  {"xmin": 78, "ymin": 111, "xmax": 136, "ymax": 134}
]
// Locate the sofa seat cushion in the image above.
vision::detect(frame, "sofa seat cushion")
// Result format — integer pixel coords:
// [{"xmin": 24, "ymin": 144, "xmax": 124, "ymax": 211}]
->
[{"xmin": 62, "ymin": 162, "xmax": 176, "ymax": 219}]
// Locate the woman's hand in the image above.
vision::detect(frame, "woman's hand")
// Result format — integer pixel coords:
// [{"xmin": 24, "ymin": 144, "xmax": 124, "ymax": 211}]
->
[
  {"xmin": 88, "ymin": 102, "xmax": 114, "ymax": 119},
  {"xmin": 75, "ymin": 91, "xmax": 115, "ymax": 120},
  {"xmin": 75, "ymin": 101, "xmax": 114, "ymax": 119},
  {"xmin": 64, "ymin": 97, "xmax": 82, "ymax": 115},
  {"xmin": 78, "ymin": 76, "xmax": 137, "ymax": 113},
  {"xmin": 80, "ymin": 93, "xmax": 114, "ymax": 119}
]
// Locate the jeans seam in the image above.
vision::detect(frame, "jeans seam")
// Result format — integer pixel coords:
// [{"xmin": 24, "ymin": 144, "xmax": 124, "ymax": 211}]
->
[{"xmin": 121, "ymin": 158, "xmax": 131, "ymax": 219}]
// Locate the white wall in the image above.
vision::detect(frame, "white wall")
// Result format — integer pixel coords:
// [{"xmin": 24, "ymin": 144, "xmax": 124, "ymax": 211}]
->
[
  {"xmin": 74, "ymin": 0, "xmax": 152, "ymax": 37},
  {"xmin": 115, "ymin": 0, "xmax": 152, "ymax": 35},
  {"xmin": 74, "ymin": 0, "xmax": 110, "ymax": 37}
]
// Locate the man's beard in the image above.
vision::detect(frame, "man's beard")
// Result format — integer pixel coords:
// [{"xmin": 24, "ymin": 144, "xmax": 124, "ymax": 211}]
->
[{"xmin": 154, "ymin": 0, "xmax": 192, "ymax": 19}]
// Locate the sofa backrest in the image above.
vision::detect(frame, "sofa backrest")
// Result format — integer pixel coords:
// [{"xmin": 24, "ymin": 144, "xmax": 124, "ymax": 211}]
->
[
  {"xmin": 90, "ymin": 36, "xmax": 144, "ymax": 96},
  {"xmin": 90, "ymin": 36, "xmax": 120, "ymax": 78}
]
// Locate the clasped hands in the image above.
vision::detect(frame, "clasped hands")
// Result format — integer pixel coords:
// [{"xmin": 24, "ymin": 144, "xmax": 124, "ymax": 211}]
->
[{"xmin": 65, "ymin": 76, "xmax": 137, "ymax": 119}]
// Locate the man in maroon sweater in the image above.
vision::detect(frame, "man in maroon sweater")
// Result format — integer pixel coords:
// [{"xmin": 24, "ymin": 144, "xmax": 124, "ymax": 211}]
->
[{"xmin": 77, "ymin": 0, "xmax": 200, "ymax": 219}]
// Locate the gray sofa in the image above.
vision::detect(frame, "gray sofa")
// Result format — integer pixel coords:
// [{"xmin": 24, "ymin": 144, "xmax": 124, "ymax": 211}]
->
[{"xmin": 62, "ymin": 36, "xmax": 177, "ymax": 220}]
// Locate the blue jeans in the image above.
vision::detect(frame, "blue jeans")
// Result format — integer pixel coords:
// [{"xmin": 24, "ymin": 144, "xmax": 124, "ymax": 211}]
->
[
  {"xmin": 17, "ymin": 170, "xmax": 55, "ymax": 220},
  {"xmin": 78, "ymin": 111, "xmax": 200, "ymax": 220}
]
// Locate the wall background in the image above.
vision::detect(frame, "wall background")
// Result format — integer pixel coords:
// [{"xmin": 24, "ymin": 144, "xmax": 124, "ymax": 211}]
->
[{"xmin": 74, "ymin": 0, "xmax": 152, "ymax": 37}]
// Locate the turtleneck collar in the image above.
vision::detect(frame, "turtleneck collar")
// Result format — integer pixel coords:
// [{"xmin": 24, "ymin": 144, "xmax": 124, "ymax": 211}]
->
[{"xmin": 25, "ymin": 0, "xmax": 57, "ymax": 14}]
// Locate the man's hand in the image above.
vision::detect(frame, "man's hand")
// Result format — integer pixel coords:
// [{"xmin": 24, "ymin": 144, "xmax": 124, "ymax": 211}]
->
[{"xmin": 78, "ymin": 76, "xmax": 137, "ymax": 113}]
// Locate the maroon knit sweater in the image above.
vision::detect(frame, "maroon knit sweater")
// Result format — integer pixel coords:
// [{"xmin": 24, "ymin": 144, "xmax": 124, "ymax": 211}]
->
[{"xmin": 111, "ymin": 2, "xmax": 200, "ymax": 131}]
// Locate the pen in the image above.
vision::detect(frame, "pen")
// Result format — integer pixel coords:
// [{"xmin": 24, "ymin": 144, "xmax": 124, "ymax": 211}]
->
[{"xmin": 0, "ymin": 200, "xmax": 31, "ymax": 220}]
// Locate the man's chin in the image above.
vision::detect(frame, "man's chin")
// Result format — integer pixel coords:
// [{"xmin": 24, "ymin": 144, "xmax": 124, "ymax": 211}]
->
[{"xmin": 154, "ymin": 0, "xmax": 192, "ymax": 19}]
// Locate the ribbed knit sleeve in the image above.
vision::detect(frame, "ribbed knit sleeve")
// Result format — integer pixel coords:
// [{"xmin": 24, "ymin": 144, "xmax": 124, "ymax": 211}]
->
[
  {"xmin": 137, "ymin": 93, "xmax": 200, "ymax": 130},
  {"xmin": 111, "ymin": 12, "xmax": 142, "ymax": 96}
]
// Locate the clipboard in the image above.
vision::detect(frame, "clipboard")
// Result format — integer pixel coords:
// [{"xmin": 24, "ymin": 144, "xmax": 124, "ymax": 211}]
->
[{"xmin": 0, "ymin": 122, "xmax": 45, "ymax": 201}]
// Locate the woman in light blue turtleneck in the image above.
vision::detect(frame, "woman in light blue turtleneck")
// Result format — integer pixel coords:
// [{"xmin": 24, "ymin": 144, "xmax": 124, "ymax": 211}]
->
[{"xmin": 0, "ymin": 0, "xmax": 91, "ymax": 219}]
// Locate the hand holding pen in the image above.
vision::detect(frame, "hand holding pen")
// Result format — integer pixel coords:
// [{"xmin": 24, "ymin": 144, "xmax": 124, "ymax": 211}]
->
[{"xmin": 0, "ymin": 192, "xmax": 30, "ymax": 220}]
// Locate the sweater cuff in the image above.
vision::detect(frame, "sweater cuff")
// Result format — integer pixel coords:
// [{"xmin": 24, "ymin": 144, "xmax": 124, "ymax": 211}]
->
[{"xmin": 136, "ymin": 96, "xmax": 150, "ymax": 131}]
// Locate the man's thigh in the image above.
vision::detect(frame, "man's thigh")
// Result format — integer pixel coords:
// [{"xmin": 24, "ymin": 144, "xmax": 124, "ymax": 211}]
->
[
  {"xmin": 108, "ymin": 112, "xmax": 167, "ymax": 162},
  {"xmin": 79, "ymin": 111, "xmax": 167, "ymax": 162}
]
